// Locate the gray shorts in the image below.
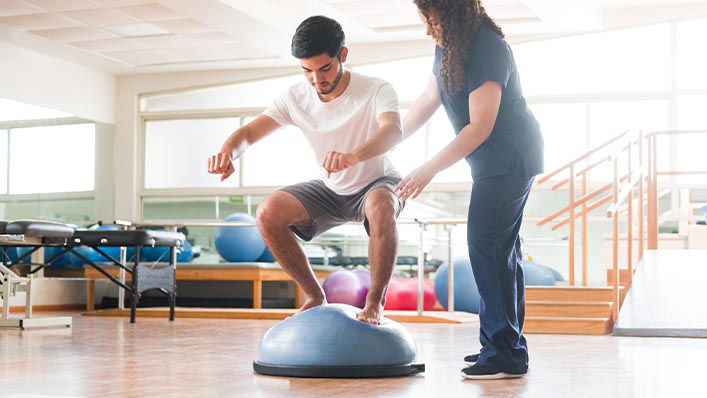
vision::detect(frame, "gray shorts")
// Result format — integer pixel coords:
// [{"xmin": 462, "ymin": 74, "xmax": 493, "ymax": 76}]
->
[{"xmin": 280, "ymin": 176, "xmax": 405, "ymax": 241}]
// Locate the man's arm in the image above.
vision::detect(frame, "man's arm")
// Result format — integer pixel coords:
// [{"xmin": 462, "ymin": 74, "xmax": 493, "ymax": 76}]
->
[
  {"xmin": 322, "ymin": 111, "xmax": 402, "ymax": 176},
  {"xmin": 207, "ymin": 115, "xmax": 280, "ymax": 181},
  {"xmin": 402, "ymin": 74, "xmax": 441, "ymax": 140}
]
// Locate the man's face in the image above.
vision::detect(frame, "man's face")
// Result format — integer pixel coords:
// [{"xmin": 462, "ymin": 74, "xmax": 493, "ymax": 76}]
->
[{"xmin": 299, "ymin": 50, "xmax": 346, "ymax": 95}]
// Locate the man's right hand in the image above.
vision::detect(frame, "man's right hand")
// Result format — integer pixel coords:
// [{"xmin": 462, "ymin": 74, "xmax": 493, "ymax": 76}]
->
[{"xmin": 207, "ymin": 152, "xmax": 235, "ymax": 181}]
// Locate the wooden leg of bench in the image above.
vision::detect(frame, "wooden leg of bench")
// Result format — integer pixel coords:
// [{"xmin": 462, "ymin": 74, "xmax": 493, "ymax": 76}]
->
[
  {"xmin": 253, "ymin": 280, "xmax": 262, "ymax": 309},
  {"xmin": 86, "ymin": 280, "xmax": 95, "ymax": 311},
  {"xmin": 295, "ymin": 284, "xmax": 304, "ymax": 309}
]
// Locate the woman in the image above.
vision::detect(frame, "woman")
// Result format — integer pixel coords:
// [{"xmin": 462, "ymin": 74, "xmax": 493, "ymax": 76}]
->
[{"xmin": 395, "ymin": 0, "xmax": 544, "ymax": 380}]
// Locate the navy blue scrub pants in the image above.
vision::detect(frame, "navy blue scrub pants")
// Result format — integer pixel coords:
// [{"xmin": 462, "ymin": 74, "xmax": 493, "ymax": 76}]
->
[{"xmin": 467, "ymin": 157, "xmax": 534, "ymax": 374}]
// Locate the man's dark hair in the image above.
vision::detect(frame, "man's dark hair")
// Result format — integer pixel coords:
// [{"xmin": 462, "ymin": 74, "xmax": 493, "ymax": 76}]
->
[{"xmin": 291, "ymin": 16, "xmax": 345, "ymax": 59}]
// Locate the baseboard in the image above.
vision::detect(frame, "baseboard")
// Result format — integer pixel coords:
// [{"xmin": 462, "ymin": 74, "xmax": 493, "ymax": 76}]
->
[{"xmin": 0, "ymin": 304, "xmax": 85, "ymax": 313}]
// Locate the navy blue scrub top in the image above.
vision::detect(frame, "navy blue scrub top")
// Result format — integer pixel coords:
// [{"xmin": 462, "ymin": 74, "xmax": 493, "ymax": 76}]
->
[{"xmin": 434, "ymin": 21, "xmax": 544, "ymax": 178}]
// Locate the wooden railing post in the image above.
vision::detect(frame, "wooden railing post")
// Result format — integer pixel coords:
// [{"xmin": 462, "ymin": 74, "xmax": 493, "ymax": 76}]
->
[
  {"xmin": 638, "ymin": 130, "xmax": 644, "ymax": 266},
  {"xmin": 582, "ymin": 171, "xmax": 588, "ymax": 286},
  {"xmin": 627, "ymin": 136, "xmax": 633, "ymax": 284},
  {"xmin": 569, "ymin": 164, "xmax": 576, "ymax": 286},
  {"xmin": 612, "ymin": 156, "xmax": 620, "ymax": 320}
]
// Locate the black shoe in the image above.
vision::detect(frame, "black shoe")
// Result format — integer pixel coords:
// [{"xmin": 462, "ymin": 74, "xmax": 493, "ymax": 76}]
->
[
  {"xmin": 463, "ymin": 353, "xmax": 480, "ymax": 366},
  {"xmin": 460, "ymin": 363, "xmax": 526, "ymax": 380}
]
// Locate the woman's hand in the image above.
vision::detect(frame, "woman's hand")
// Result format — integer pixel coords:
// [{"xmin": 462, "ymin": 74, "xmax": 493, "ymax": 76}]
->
[{"xmin": 395, "ymin": 163, "xmax": 438, "ymax": 200}]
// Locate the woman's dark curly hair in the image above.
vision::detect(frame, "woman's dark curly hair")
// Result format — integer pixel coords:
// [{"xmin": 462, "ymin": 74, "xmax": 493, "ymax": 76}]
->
[{"xmin": 414, "ymin": 0, "xmax": 504, "ymax": 96}]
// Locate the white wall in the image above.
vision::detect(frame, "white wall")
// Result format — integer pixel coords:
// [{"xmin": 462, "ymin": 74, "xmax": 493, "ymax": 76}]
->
[{"xmin": 0, "ymin": 41, "xmax": 116, "ymax": 124}]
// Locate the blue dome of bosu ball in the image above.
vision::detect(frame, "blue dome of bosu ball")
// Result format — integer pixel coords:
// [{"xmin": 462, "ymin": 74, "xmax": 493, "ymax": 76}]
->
[{"xmin": 253, "ymin": 304, "xmax": 425, "ymax": 378}]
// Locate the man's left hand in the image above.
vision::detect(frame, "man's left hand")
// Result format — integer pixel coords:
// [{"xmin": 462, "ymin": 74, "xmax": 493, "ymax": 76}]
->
[{"xmin": 323, "ymin": 151, "xmax": 359, "ymax": 177}]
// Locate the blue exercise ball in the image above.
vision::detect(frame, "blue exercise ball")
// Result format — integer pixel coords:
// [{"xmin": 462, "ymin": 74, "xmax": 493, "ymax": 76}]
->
[
  {"xmin": 521, "ymin": 261, "xmax": 556, "ymax": 286},
  {"xmin": 434, "ymin": 257, "xmax": 481, "ymax": 314},
  {"xmin": 257, "ymin": 245, "xmax": 276, "ymax": 262},
  {"xmin": 3, "ymin": 246, "xmax": 33, "ymax": 264},
  {"xmin": 214, "ymin": 213, "xmax": 265, "ymax": 262},
  {"xmin": 44, "ymin": 247, "xmax": 75, "ymax": 268},
  {"xmin": 524, "ymin": 261, "xmax": 563, "ymax": 282},
  {"xmin": 69, "ymin": 225, "xmax": 121, "ymax": 267},
  {"xmin": 140, "ymin": 240, "xmax": 193, "ymax": 263},
  {"xmin": 255, "ymin": 304, "xmax": 420, "ymax": 374}
]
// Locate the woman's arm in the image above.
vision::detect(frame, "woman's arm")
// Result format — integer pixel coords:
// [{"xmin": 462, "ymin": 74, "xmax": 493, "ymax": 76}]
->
[{"xmin": 395, "ymin": 80, "xmax": 502, "ymax": 199}]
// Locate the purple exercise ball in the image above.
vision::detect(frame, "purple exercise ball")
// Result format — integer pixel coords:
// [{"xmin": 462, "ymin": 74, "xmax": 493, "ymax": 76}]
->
[
  {"xmin": 322, "ymin": 270, "xmax": 367, "ymax": 308},
  {"xmin": 352, "ymin": 268, "xmax": 371, "ymax": 298}
]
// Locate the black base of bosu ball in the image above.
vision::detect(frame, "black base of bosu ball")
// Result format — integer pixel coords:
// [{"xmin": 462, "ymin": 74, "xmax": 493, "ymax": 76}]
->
[{"xmin": 253, "ymin": 304, "xmax": 425, "ymax": 378}]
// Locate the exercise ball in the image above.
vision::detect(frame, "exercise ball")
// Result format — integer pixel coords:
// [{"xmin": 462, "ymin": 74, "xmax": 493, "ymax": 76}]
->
[
  {"xmin": 69, "ymin": 225, "xmax": 120, "ymax": 267},
  {"xmin": 214, "ymin": 213, "xmax": 265, "ymax": 262},
  {"xmin": 521, "ymin": 261, "xmax": 556, "ymax": 286},
  {"xmin": 434, "ymin": 257, "xmax": 481, "ymax": 314},
  {"xmin": 4, "ymin": 246, "xmax": 33, "ymax": 264},
  {"xmin": 384, "ymin": 278, "xmax": 436, "ymax": 311},
  {"xmin": 524, "ymin": 261, "xmax": 563, "ymax": 282},
  {"xmin": 352, "ymin": 268, "xmax": 371, "ymax": 299},
  {"xmin": 44, "ymin": 247, "xmax": 75, "ymax": 268},
  {"xmin": 323, "ymin": 269, "xmax": 367, "ymax": 308},
  {"xmin": 253, "ymin": 303, "xmax": 425, "ymax": 377},
  {"xmin": 141, "ymin": 240, "xmax": 193, "ymax": 263},
  {"xmin": 256, "ymin": 245, "xmax": 276, "ymax": 262}
]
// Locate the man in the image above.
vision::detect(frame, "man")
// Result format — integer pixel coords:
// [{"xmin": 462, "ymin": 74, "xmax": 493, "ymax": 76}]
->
[{"xmin": 207, "ymin": 16, "xmax": 403, "ymax": 324}]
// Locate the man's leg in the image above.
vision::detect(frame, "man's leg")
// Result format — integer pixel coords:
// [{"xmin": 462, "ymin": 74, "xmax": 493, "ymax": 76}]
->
[
  {"xmin": 358, "ymin": 187, "xmax": 398, "ymax": 324},
  {"xmin": 256, "ymin": 191, "xmax": 325, "ymax": 312}
]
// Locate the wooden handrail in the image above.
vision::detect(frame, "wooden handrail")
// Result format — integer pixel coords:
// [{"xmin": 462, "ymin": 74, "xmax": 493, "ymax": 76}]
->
[
  {"xmin": 607, "ymin": 169, "xmax": 644, "ymax": 218},
  {"xmin": 551, "ymin": 155, "xmax": 611, "ymax": 190},
  {"xmin": 537, "ymin": 175, "xmax": 628, "ymax": 226},
  {"xmin": 646, "ymin": 129, "xmax": 707, "ymax": 137},
  {"xmin": 536, "ymin": 130, "xmax": 629, "ymax": 185},
  {"xmin": 551, "ymin": 194, "xmax": 613, "ymax": 231}
]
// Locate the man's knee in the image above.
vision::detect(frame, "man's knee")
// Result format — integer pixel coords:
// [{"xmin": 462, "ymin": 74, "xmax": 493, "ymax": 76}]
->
[
  {"xmin": 365, "ymin": 189, "xmax": 396, "ymax": 226},
  {"xmin": 256, "ymin": 192, "xmax": 308, "ymax": 231}
]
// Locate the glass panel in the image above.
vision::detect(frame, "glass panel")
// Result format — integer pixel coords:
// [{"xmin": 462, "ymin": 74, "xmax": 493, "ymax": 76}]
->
[
  {"xmin": 142, "ymin": 75, "xmax": 302, "ymax": 112},
  {"xmin": 355, "ymin": 57, "xmax": 434, "ymax": 103},
  {"xmin": 0, "ymin": 130, "xmax": 6, "ymax": 194},
  {"xmin": 587, "ymin": 100, "xmax": 670, "ymax": 181},
  {"xmin": 677, "ymin": 18, "xmax": 707, "ymax": 89},
  {"xmin": 144, "ymin": 118, "xmax": 239, "ymax": 189},
  {"xmin": 241, "ymin": 117, "xmax": 320, "ymax": 187},
  {"xmin": 515, "ymin": 24, "xmax": 671, "ymax": 96},
  {"xmin": 9, "ymin": 124, "xmax": 95, "ymax": 194},
  {"xmin": 0, "ymin": 98, "xmax": 72, "ymax": 122},
  {"xmin": 528, "ymin": 103, "xmax": 587, "ymax": 175},
  {"xmin": 675, "ymin": 95, "xmax": 707, "ymax": 181},
  {"xmin": 0, "ymin": 198, "xmax": 95, "ymax": 224}
]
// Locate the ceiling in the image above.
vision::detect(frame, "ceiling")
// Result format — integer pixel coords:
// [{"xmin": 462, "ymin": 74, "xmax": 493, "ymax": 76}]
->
[{"xmin": 0, "ymin": 0, "xmax": 706, "ymax": 75}]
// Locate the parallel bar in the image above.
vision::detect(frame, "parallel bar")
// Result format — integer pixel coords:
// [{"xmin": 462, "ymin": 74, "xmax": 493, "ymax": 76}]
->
[
  {"xmin": 582, "ymin": 173, "xmax": 588, "ymax": 286},
  {"xmin": 612, "ymin": 157, "xmax": 620, "ymax": 321}
]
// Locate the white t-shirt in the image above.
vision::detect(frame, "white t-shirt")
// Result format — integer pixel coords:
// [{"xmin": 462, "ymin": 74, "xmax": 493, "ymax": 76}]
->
[{"xmin": 263, "ymin": 71, "xmax": 400, "ymax": 195}]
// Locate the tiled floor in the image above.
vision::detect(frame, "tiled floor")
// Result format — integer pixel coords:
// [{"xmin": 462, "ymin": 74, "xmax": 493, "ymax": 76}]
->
[{"xmin": 1, "ymin": 312, "xmax": 705, "ymax": 398}]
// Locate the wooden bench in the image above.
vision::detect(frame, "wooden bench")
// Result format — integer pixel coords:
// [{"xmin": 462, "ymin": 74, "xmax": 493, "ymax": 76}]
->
[{"xmin": 45, "ymin": 263, "xmax": 335, "ymax": 311}]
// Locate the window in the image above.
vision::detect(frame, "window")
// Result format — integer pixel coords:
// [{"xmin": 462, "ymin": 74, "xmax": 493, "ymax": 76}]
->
[
  {"xmin": 141, "ymin": 75, "xmax": 302, "ymax": 112},
  {"xmin": 144, "ymin": 118, "xmax": 239, "ymax": 189},
  {"xmin": 528, "ymin": 103, "xmax": 587, "ymax": 173},
  {"xmin": 515, "ymin": 24, "xmax": 671, "ymax": 96},
  {"xmin": 241, "ymin": 117, "xmax": 320, "ymax": 186},
  {"xmin": 0, "ymin": 198, "xmax": 95, "ymax": 224},
  {"xmin": 675, "ymin": 95, "xmax": 707, "ymax": 178},
  {"xmin": 0, "ymin": 130, "xmax": 6, "ymax": 194},
  {"xmin": 355, "ymin": 57, "xmax": 434, "ymax": 103},
  {"xmin": 0, "ymin": 98, "xmax": 72, "ymax": 122},
  {"xmin": 9, "ymin": 124, "xmax": 95, "ymax": 194},
  {"xmin": 677, "ymin": 18, "xmax": 707, "ymax": 89}
]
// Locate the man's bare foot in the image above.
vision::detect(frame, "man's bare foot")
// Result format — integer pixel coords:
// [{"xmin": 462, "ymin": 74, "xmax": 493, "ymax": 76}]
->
[
  {"xmin": 298, "ymin": 296, "xmax": 326, "ymax": 313},
  {"xmin": 357, "ymin": 303, "xmax": 384, "ymax": 325}
]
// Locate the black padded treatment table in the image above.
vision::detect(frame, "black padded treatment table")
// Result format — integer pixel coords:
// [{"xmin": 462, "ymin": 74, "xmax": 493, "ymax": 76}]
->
[
  {"xmin": 1, "ymin": 219, "xmax": 74, "ymax": 328},
  {"xmin": 1, "ymin": 220, "xmax": 185, "ymax": 325}
]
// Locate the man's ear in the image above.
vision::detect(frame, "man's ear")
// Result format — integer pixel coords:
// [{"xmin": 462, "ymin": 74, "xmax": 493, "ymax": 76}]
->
[{"xmin": 339, "ymin": 47, "xmax": 348, "ymax": 63}]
